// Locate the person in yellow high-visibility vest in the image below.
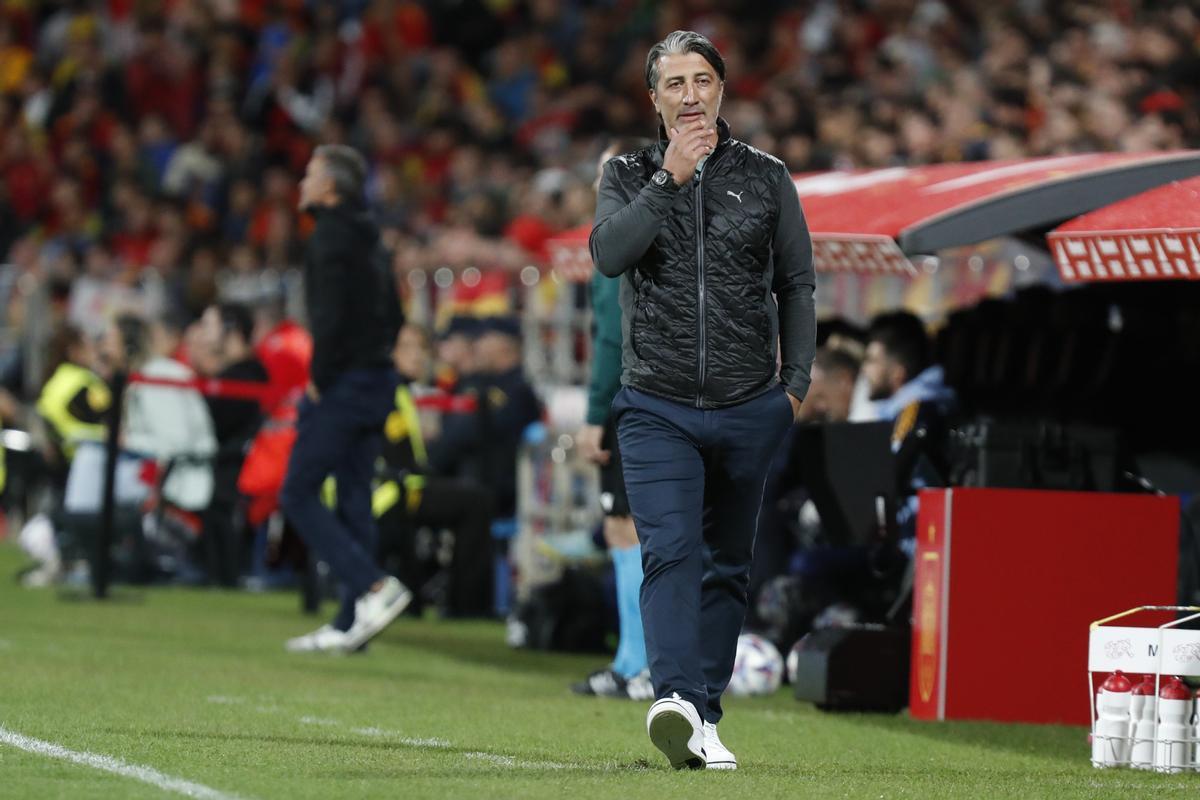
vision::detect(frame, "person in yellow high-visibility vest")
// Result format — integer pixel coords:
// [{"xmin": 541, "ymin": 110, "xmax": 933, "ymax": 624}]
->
[
  {"xmin": 373, "ymin": 324, "xmax": 495, "ymax": 617},
  {"xmin": 35, "ymin": 326, "xmax": 111, "ymax": 482},
  {"xmin": 318, "ymin": 324, "xmax": 495, "ymax": 617}
]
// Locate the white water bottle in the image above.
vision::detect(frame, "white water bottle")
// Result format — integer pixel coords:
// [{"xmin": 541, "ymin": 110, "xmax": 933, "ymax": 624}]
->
[
  {"xmin": 1129, "ymin": 674, "xmax": 1157, "ymax": 769},
  {"xmin": 1093, "ymin": 671, "xmax": 1133, "ymax": 768},
  {"xmin": 1154, "ymin": 676, "xmax": 1192, "ymax": 773}
]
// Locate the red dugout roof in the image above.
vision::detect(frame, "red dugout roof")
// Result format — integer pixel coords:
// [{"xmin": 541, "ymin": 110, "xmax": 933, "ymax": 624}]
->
[
  {"xmin": 796, "ymin": 151, "xmax": 1200, "ymax": 273},
  {"xmin": 545, "ymin": 152, "xmax": 1200, "ymax": 281},
  {"xmin": 1047, "ymin": 177, "xmax": 1200, "ymax": 282}
]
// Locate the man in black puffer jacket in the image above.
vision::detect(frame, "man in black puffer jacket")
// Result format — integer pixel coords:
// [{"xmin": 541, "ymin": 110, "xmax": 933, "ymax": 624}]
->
[
  {"xmin": 281, "ymin": 145, "xmax": 409, "ymax": 655},
  {"xmin": 590, "ymin": 30, "xmax": 816, "ymax": 770}
]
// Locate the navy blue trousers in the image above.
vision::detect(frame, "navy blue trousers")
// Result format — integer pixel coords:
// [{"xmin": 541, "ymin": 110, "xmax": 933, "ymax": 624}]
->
[
  {"xmin": 613, "ymin": 385, "xmax": 794, "ymax": 723},
  {"xmin": 281, "ymin": 367, "xmax": 399, "ymax": 630}
]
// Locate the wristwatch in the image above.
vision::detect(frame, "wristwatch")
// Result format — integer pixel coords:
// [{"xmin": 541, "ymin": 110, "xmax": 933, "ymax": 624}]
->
[{"xmin": 651, "ymin": 169, "xmax": 678, "ymax": 189}]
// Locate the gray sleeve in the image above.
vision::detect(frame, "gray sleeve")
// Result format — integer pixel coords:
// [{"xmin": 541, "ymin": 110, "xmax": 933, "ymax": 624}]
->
[
  {"xmin": 589, "ymin": 161, "xmax": 682, "ymax": 277},
  {"xmin": 771, "ymin": 166, "xmax": 817, "ymax": 402}
]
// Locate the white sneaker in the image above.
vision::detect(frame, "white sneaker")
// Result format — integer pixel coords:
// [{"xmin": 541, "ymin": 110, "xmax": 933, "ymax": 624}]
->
[
  {"xmin": 646, "ymin": 693, "xmax": 706, "ymax": 770},
  {"xmin": 20, "ymin": 561, "xmax": 62, "ymax": 588},
  {"xmin": 285, "ymin": 625, "xmax": 351, "ymax": 653},
  {"xmin": 342, "ymin": 576, "xmax": 412, "ymax": 650},
  {"xmin": 571, "ymin": 668, "xmax": 627, "ymax": 697},
  {"xmin": 626, "ymin": 669, "xmax": 655, "ymax": 701},
  {"xmin": 703, "ymin": 722, "xmax": 737, "ymax": 770}
]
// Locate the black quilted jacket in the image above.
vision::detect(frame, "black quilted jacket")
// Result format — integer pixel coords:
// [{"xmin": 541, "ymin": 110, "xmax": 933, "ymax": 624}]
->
[{"xmin": 590, "ymin": 118, "xmax": 816, "ymax": 409}]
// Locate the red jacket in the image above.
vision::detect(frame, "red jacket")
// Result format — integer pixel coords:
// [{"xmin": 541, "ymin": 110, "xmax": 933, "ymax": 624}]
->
[
  {"xmin": 240, "ymin": 321, "xmax": 313, "ymax": 524},
  {"xmin": 255, "ymin": 320, "xmax": 312, "ymax": 412}
]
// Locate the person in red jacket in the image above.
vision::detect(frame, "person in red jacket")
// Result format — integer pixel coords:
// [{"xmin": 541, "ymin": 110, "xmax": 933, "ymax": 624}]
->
[
  {"xmin": 254, "ymin": 295, "xmax": 313, "ymax": 411},
  {"xmin": 238, "ymin": 295, "xmax": 312, "ymax": 529}
]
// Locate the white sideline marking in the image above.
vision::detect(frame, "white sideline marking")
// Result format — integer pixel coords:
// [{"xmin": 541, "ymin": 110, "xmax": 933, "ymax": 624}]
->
[
  {"xmin": 202, "ymin": 696, "xmax": 574, "ymax": 771},
  {"xmin": 328, "ymin": 718, "xmax": 573, "ymax": 769},
  {"xmin": 0, "ymin": 724, "xmax": 246, "ymax": 800},
  {"xmin": 298, "ymin": 716, "xmax": 338, "ymax": 727},
  {"xmin": 466, "ymin": 752, "xmax": 517, "ymax": 767},
  {"xmin": 349, "ymin": 728, "xmax": 451, "ymax": 748},
  {"xmin": 464, "ymin": 751, "xmax": 571, "ymax": 771},
  {"xmin": 204, "ymin": 697, "xmax": 276, "ymax": 714}
]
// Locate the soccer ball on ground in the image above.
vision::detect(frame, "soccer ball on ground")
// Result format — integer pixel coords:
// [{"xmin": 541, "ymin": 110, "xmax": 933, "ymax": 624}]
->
[{"xmin": 727, "ymin": 633, "xmax": 784, "ymax": 696}]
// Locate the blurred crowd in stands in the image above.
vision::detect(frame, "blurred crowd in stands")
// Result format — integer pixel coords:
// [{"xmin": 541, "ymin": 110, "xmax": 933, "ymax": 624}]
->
[{"xmin": 2, "ymin": 0, "xmax": 1198, "ymax": 364}]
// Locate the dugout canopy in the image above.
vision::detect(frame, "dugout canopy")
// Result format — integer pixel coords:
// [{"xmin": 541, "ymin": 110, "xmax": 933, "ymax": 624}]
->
[
  {"xmin": 546, "ymin": 151, "xmax": 1200, "ymax": 281},
  {"xmin": 1047, "ymin": 176, "xmax": 1200, "ymax": 283}
]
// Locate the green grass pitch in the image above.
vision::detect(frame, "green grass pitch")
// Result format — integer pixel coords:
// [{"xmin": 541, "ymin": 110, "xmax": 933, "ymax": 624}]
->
[{"xmin": 0, "ymin": 543, "xmax": 1196, "ymax": 799}]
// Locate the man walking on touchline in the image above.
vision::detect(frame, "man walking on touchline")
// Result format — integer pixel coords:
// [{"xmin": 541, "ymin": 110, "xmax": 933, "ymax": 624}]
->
[
  {"xmin": 590, "ymin": 30, "xmax": 816, "ymax": 770},
  {"xmin": 282, "ymin": 145, "xmax": 409, "ymax": 654}
]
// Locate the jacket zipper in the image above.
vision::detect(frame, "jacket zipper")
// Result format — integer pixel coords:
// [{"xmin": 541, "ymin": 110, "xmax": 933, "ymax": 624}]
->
[
  {"xmin": 693, "ymin": 141, "xmax": 727, "ymax": 408},
  {"xmin": 646, "ymin": 134, "xmax": 726, "ymax": 407}
]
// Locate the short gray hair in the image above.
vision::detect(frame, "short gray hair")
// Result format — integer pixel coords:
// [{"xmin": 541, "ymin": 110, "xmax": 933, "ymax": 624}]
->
[
  {"xmin": 314, "ymin": 144, "xmax": 367, "ymax": 203},
  {"xmin": 645, "ymin": 30, "xmax": 726, "ymax": 91}
]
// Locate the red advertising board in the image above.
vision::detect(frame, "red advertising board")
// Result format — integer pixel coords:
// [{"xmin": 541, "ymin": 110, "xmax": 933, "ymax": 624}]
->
[{"xmin": 911, "ymin": 488, "xmax": 1178, "ymax": 725}]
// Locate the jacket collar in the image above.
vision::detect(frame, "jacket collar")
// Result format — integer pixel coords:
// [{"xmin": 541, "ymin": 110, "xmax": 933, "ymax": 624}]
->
[{"xmin": 652, "ymin": 116, "xmax": 732, "ymax": 166}]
